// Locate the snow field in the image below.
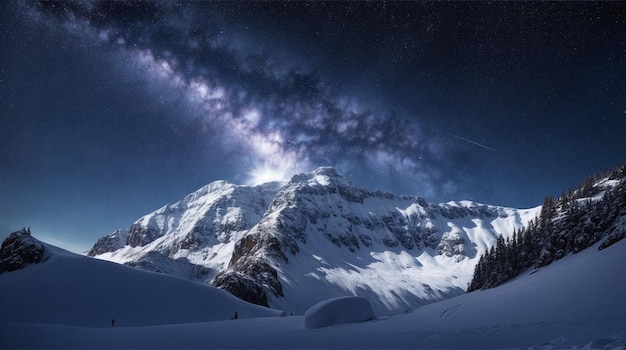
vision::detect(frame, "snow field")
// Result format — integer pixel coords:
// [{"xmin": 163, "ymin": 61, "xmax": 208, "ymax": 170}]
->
[
  {"xmin": 0, "ymin": 243, "xmax": 280, "ymax": 328},
  {"xmin": 2, "ymin": 238, "xmax": 625, "ymax": 348}
]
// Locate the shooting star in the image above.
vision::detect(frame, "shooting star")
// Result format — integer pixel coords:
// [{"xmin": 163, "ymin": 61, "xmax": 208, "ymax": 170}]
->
[{"xmin": 448, "ymin": 133, "xmax": 497, "ymax": 152}]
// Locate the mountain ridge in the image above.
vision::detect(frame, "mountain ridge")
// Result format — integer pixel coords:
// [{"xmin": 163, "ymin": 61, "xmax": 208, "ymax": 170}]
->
[{"xmin": 88, "ymin": 166, "xmax": 539, "ymax": 314}]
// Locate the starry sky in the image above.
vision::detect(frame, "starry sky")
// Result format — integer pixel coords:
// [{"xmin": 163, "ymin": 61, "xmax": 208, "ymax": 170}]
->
[{"xmin": 1, "ymin": 1, "xmax": 625, "ymax": 252}]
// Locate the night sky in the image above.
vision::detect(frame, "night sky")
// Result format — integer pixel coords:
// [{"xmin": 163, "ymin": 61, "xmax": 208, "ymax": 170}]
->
[{"xmin": 1, "ymin": 1, "xmax": 625, "ymax": 252}]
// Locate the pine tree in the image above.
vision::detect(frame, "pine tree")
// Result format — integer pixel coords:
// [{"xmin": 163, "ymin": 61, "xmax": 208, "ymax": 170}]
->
[{"xmin": 467, "ymin": 163, "xmax": 626, "ymax": 293}]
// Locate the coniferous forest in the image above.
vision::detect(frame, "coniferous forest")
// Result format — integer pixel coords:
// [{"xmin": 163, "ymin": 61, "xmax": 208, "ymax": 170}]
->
[{"xmin": 467, "ymin": 165, "xmax": 626, "ymax": 292}]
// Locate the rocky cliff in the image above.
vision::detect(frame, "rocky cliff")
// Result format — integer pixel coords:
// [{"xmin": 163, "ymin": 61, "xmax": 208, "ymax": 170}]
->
[{"xmin": 0, "ymin": 228, "xmax": 45, "ymax": 274}]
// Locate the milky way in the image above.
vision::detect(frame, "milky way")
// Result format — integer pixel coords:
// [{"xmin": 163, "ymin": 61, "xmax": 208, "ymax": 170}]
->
[
  {"xmin": 26, "ymin": 1, "xmax": 457, "ymax": 198},
  {"xmin": 2, "ymin": 1, "xmax": 624, "ymax": 251}
]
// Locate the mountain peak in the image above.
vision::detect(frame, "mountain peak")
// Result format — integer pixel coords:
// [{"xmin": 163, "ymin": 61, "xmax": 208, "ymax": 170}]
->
[
  {"xmin": 289, "ymin": 166, "xmax": 352, "ymax": 188},
  {"xmin": 312, "ymin": 166, "xmax": 339, "ymax": 177}
]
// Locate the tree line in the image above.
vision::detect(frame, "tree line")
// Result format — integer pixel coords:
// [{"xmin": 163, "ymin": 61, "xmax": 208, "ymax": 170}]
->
[{"xmin": 468, "ymin": 165, "xmax": 626, "ymax": 292}]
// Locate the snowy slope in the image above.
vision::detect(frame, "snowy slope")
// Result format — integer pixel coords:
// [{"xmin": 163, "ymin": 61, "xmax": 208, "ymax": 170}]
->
[
  {"xmin": 3, "ymin": 236, "xmax": 625, "ymax": 349},
  {"xmin": 90, "ymin": 180, "xmax": 285, "ymax": 281},
  {"xmin": 90, "ymin": 167, "xmax": 539, "ymax": 315},
  {"xmin": 0, "ymin": 240, "xmax": 280, "ymax": 327}
]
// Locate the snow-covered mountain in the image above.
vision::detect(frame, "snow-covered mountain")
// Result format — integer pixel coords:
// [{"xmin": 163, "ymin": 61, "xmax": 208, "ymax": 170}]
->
[
  {"xmin": 3, "ymin": 166, "xmax": 626, "ymax": 348},
  {"xmin": 88, "ymin": 167, "xmax": 538, "ymax": 315}
]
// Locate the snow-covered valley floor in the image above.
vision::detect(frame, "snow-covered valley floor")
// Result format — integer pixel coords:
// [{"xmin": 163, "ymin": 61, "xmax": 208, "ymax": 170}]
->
[
  {"xmin": 2, "ymin": 239, "xmax": 625, "ymax": 349},
  {"xmin": 4, "ymin": 316, "xmax": 624, "ymax": 349}
]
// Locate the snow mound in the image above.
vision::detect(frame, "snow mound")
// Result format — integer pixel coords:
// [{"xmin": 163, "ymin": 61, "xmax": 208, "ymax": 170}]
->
[
  {"xmin": 303, "ymin": 296, "xmax": 375, "ymax": 329},
  {"xmin": 0, "ymin": 238, "xmax": 280, "ymax": 327}
]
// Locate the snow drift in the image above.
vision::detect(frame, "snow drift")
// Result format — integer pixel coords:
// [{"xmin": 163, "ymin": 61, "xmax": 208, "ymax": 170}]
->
[
  {"xmin": 0, "ymin": 236, "xmax": 280, "ymax": 327},
  {"xmin": 303, "ymin": 296, "xmax": 374, "ymax": 329}
]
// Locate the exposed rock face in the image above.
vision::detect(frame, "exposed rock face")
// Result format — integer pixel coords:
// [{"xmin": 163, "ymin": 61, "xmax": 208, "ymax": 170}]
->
[
  {"xmin": 437, "ymin": 232, "xmax": 467, "ymax": 258},
  {"xmin": 0, "ymin": 229, "xmax": 45, "ymax": 274},
  {"xmin": 87, "ymin": 229, "xmax": 128, "ymax": 256},
  {"xmin": 127, "ymin": 223, "xmax": 162, "ymax": 248},
  {"xmin": 212, "ymin": 271, "xmax": 271, "ymax": 307},
  {"xmin": 213, "ymin": 230, "xmax": 285, "ymax": 306}
]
